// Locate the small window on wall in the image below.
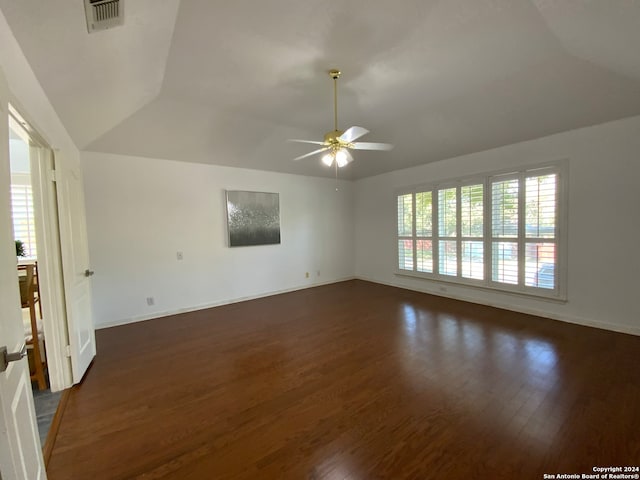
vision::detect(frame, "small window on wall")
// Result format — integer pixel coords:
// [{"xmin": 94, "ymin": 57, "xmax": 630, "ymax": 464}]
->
[
  {"xmin": 396, "ymin": 162, "xmax": 565, "ymax": 299},
  {"xmin": 491, "ymin": 177, "xmax": 519, "ymax": 285},
  {"xmin": 416, "ymin": 191, "xmax": 433, "ymax": 273},
  {"xmin": 11, "ymin": 182, "xmax": 37, "ymax": 259},
  {"xmin": 397, "ymin": 194, "xmax": 414, "ymax": 270},
  {"xmin": 9, "ymin": 114, "xmax": 37, "ymax": 261},
  {"xmin": 524, "ymin": 173, "xmax": 557, "ymax": 290}
]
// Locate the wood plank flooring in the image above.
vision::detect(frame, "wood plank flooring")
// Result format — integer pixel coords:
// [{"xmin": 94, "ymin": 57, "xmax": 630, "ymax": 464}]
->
[{"xmin": 47, "ymin": 280, "xmax": 640, "ymax": 479}]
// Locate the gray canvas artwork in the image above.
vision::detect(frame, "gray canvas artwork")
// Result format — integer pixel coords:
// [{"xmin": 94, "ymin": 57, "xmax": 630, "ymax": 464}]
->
[{"xmin": 226, "ymin": 191, "xmax": 281, "ymax": 247}]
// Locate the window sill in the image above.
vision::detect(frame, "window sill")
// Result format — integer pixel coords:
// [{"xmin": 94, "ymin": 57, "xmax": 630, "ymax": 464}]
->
[{"xmin": 394, "ymin": 270, "xmax": 568, "ymax": 303}]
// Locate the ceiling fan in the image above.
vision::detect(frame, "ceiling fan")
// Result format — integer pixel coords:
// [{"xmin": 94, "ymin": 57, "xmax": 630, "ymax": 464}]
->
[{"xmin": 289, "ymin": 69, "xmax": 393, "ymax": 168}]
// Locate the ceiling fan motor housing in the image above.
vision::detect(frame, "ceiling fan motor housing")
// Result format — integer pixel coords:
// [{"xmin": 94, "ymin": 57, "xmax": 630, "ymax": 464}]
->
[{"xmin": 324, "ymin": 130, "xmax": 345, "ymax": 145}]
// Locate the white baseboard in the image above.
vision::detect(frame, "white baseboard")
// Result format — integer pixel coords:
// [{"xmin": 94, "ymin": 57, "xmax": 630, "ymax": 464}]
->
[
  {"xmin": 355, "ymin": 275, "xmax": 640, "ymax": 337},
  {"xmin": 98, "ymin": 275, "xmax": 639, "ymax": 337},
  {"xmin": 96, "ymin": 276, "xmax": 356, "ymax": 330}
]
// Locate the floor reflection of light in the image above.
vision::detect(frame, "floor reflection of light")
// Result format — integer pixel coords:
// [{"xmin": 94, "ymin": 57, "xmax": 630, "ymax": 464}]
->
[
  {"xmin": 399, "ymin": 303, "xmax": 422, "ymax": 360},
  {"xmin": 398, "ymin": 303, "xmax": 433, "ymax": 392},
  {"xmin": 313, "ymin": 451, "xmax": 359, "ymax": 480},
  {"xmin": 461, "ymin": 322, "xmax": 484, "ymax": 356},
  {"xmin": 493, "ymin": 331, "xmax": 517, "ymax": 357},
  {"xmin": 436, "ymin": 314, "xmax": 461, "ymax": 347},
  {"xmin": 524, "ymin": 339, "xmax": 558, "ymax": 374},
  {"xmin": 401, "ymin": 303, "xmax": 417, "ymax": 338}
]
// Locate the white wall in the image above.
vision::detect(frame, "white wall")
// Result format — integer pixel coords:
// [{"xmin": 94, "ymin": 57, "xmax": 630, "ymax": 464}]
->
[
  {"xmin": 82, "ymin": 152, "xmax": 355, "ymax": 328},
  {"xmin": 0, "ymin": 11, "xmax": 80, "ymax": 172},
  {"xmin": 354, "ymin": 115, "xmax": 640, "ymax": 336}
]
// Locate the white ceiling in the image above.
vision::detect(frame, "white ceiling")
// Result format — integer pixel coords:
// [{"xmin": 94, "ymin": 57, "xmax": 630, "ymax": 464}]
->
[{"xmin": 2, "ymin": 0, "xmax": 640, "ymax": 180}]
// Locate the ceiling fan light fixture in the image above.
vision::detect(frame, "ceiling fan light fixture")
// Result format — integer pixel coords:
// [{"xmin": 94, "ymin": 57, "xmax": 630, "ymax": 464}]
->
[
  {"xmin": 321, "ymin": 153, "xmax": 334, "ymax": 167},
  {"xmin": 335, "ymin": 149, "xmax": 348, "ymax": 168}
]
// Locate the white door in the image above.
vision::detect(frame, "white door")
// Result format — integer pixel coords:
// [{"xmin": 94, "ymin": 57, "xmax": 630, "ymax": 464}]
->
[
  {"xmin": 0, "ymin": 69, "xmax": 46, "ymax": 479},
  {"xmin": 55, "ymin": 157, "xmax": 96, "ymax": 383}
]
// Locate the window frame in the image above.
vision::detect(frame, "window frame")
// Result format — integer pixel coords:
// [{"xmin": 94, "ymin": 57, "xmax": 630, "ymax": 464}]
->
[{"xmin": 395, "ymin": 160, "xmax": 568, "ymax": 301}]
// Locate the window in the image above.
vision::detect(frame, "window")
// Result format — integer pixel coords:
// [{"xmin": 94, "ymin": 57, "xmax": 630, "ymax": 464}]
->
[
  {"xmin": 396, "ymin": 163, "xmax": 564, "ymax": 298},
  {"xmin": 11, "ymin": 181, "xmax": 37, "ymax": 260},
  {"xmin": 397, "ymin": 193, "xmax": 413, "ymax": 270},
  {"xmin": 461, "ymin": 184, "xmax": 484, "ymax": 280},
  {"xmin": 416, "ymin": 192, "xmax": 432, "ymax": 273},
  {"xmin": 10, "ymin": 113, "xmax": 38, "ymax": 261}
]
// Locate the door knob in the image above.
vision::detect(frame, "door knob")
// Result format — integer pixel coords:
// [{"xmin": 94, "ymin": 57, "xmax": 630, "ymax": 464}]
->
[
  {"xmin": 84, "ymin": 269, "xmax": 95, "ymax": 277},
  {"xmin": 0, "ymin": 343, "xmax": 27, "ymax": 373}
]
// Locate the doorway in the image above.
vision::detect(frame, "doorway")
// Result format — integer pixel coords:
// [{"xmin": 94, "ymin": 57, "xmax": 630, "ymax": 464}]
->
[{"xmin": 8, "ymin": 108, "xmax": 66, "ymax": 446}]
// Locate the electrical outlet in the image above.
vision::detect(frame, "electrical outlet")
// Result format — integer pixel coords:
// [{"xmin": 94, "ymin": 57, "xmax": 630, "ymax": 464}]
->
[
  {"xmin": 305, "ymin": 272, "xmax": 309, "ymax": 278},
  {"xmin": 146, "ymin": 297, "xmax": 155, "ymax": 306},
  {"xmin": 176, "ymin": 251, "xmax": 183, "ymax": 260},
  {"xmin": 317, "ymin": 270, "xmax": 321, "ymax": 277}
]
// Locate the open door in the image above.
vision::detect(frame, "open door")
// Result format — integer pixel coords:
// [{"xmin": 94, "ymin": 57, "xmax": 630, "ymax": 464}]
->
[
  {"xmin": 54, "ymin": 154, "xmax": 96, "ymax": 384},
  {"xmin": 0, "ymin": 68, "xmax": 46, "ymax": 479},
  {"xmin": 8, "ymin": 107, "xmax": 96, "ymax": 388}
]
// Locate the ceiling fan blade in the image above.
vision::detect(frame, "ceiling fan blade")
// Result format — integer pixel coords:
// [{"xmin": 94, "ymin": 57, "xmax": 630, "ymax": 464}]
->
[
  {"xmin": 288, "ymin": 139, "xmax": 326, "ymax": 146},
  {"xmin": 293, "ymin": 147, "xmax": 329, "ymax": 161},
  {"xmin": 351, "ymin": 142, "xmax": 394, "ymax": 151},
  {"xmin": 339, "ymin": 126, "xmax": 369, "ymax": 143}
]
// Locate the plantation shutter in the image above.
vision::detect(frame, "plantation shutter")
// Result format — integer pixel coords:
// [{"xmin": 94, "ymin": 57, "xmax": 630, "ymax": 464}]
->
[{"xmin": 11, "ymin": 183, "xmax": 37, "ymax": 259}]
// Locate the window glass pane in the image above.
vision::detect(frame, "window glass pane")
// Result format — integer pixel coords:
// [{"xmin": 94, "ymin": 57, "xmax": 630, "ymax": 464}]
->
[
  {"xmin": 492, "ymin": 179, "xmax": 518, "ymax": 238},
  {"xmin": 526, "ymin": 174, "xmax": 556, "ymax": 238},
  {"xmin": 398, "ymin": 239, "xmax": 414, "ymax": 270},
  {"xmin": 438, "ymin": 188, "xmax": 457, "ymax": 237},
  {"xmin": 462, "ymin": 241, "xmax": 483, "ymax": 280},
  {"xmin": 416, "ymin": 192, "xmax": 432, "ymax": 237},
  {"xmin": 438, "ymin": 240, "xmax": 457, "ymax": 276},
  {"xmin": 525, "ymin": 242, "xmax": 556, "ymax": 289},
  {"xmin": 11, "ymin": 184, "xmax": 37, "ymax": 259},
  {"xmin": 492, "ymin": 242, "xmax": 518, "ymax": 284},
  {"xmin": 461, "ymin": 184, "xmax": 483, "ymax": 237},
  {"xmin": 397, "ymin": 194, "xmax": 413, "ymax": 236},
  {"xmin": 417, "ymin": 239, "xmax": 433, "ymax": 273}
]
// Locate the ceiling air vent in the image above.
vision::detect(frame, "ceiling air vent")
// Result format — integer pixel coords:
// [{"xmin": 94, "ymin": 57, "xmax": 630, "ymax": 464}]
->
[{"xmin": 84, "ymin": 0, "xmax": 124, "ymax": 33}]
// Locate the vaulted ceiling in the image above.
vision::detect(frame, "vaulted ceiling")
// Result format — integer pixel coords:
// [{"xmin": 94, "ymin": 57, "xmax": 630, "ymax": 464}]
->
[{"xmin": 2, "ymin": 0, "xmax": 640, "ymax": 179}]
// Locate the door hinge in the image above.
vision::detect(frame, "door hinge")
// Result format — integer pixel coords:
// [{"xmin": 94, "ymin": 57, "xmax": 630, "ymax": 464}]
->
[
  {"xmin": 65, "ymin": 345, "xmax": 72, "ymax": 357},
  {"xmin": 50, "ymin": 169, "xmax": 57, "ymax": 182}
]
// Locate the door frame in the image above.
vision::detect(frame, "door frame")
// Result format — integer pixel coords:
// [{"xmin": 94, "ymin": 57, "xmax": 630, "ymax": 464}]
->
[{"xmin": 9, "ymin": 106, "xmax": 73, "ymax": 391}]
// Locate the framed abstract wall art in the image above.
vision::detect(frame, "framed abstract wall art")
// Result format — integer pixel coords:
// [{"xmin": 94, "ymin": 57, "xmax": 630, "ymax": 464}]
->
[{"xmin": 225, "ymin": 190, "xmax": 281, "ymax": 247}]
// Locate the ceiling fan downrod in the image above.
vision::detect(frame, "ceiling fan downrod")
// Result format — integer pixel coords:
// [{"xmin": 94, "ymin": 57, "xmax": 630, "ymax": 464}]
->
[{"xmin": 329, "ymin": 69, "xmax": 341, "ymax": 132}]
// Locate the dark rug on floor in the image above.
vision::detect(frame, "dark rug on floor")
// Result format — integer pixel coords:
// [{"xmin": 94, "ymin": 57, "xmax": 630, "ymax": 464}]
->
[{"xmin": 33, "ymin": 388, "xmax": 62, "ymax": 446}]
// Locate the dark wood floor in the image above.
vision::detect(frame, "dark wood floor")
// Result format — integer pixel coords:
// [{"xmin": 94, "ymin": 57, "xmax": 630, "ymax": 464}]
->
[{"xmin": 47, "ymin": 280, "xmax": 640, "ymax": 479}]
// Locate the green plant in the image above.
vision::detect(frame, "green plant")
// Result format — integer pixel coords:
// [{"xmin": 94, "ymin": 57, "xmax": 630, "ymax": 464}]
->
[{"xmin": 15, "ymin": 239, "xmax": 26, "ymax": 257}]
